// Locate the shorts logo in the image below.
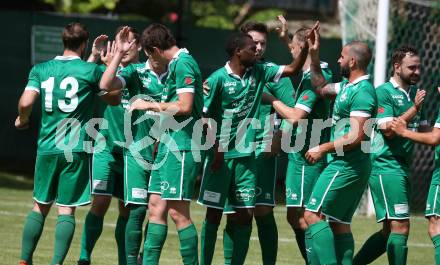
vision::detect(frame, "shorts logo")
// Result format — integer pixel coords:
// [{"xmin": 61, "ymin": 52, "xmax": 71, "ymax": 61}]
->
[
  {"xmin": 203, "ymin": 190, "xmax": 221, "ymax": 203},
  {"xmin": 394, "ymin": 204, "xmax": 409, "ymax": 215},
  {"xmin": 93, "ymin": 180, "xmax": 108, "ymax": 191},
  {"xmin": 265, "ymin": 193, "xmax": 271, "ymax": 200},
  {"xmin": 426, "ymin": 204, "xmax": 431, "ymax": 211},
  {"xmin": 170, "ymin": 187, "xmax": 177, "ymax": 194},
  {"xmin": 309, "ymin": 198, "xmax": 317, "ymax": 206},
  {"xmin": 132, "ymin": 188, "xmax": 147, "ymax": 199},
  {"xmin": 160, "ymin": 181, "xmax": 170, "ymax": 191},
  {"xmin": 255, "ymin": 186, "xmax": 262, "ymax": 197},
  {"xmin": 235, "ymin": 188, "xmax": 255, "ymax": 202}
]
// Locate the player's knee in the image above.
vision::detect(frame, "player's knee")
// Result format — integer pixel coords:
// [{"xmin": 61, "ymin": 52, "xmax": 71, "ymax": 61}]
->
[
  {"xmin": 33, "ymin": 202, "xmax": 52, "ymax": 216},
  {"xmin": 428, "ymin": 216, "xmax": 440, "ymax": 237},
  {"xmin": 118, "ymin": 201, "xmax": 129, "ymax": 217},
  {"xmin": 254, "ymin": 205, "xmax": 273, "ymax": 217},
  {"xmin": 90, "ymin": 195, "xmax": 111, "ymax": 216},
  {"xmin": 168, "ymin": 207, "xmax": 191, "ymax": 227},
  {"xmin": 234, "ymin": 209, "xmax": 253, "ymax": 225},
  {"xmin": 206, "ymin": 207, "xmax": 223, "ymax": 224},
  {"xmin": 58, "ymin": 206, "xmax": 75, "ymax": 215},
  {"xmin": 390, "ymin": 219, "xmax": 410, "ymax": 235}
]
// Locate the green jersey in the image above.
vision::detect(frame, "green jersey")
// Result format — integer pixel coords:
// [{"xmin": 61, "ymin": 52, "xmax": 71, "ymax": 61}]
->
[
  {"xmin": 329, "ymin": 75, "xmax": 377, "ymax": 164},
  {"xmin": 117, "ymin": 61, "xmax": 166, "ymax": 160},
  {"xmin": 95, "ymin": 65, "xmax": 130, "ymax": 153},
  {"xmin": 159, "ymin": 48, "xmax": 203, "ymax": 152},
  {"xmin": 25, "ymin": 56, "xmax": 103, "ymax": 155},
  {"xmin": 255, "ymin": 60, "xmax": 295, "ymax": 156},
  {"xmin": 281, "ymin": 63, "xmax": 333, "ymax": 162},
  {"xmin": 432, "ymin": 110, "xmax": 440, "ymax": 184},
  {"xmin": 371, "ymin": 78, "xmax": 428, "ymax": 175},
  {"xmin": 203, "ymin": 61, "xmax": 284, "ymax": 159}
]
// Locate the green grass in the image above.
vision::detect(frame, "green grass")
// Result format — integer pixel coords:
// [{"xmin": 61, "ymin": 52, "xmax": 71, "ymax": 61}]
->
[{"xmin": 0, "ymin": 172, "xmax": 435, "ymax": 265}]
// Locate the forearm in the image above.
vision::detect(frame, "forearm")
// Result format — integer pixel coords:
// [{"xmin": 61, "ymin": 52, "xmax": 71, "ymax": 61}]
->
[
  {"xmin": 320, "ymin": 131, "xmax": 364, "ymax": 154},
  {"xmin": 272, "ymin": 100, "xmax": 301, "ymax": 126},
  {"xmin": 282, "ymin": 46, "xmax": 308, "ymax": 77},
  {"xmin": 399, "ymin": 105, "xmax": 418, "ymax": 122},
  {"xmin": 309, "ymin": 51, "xmax": 326, "ymax": 90},
  {"xmin": 401, "ymin": 129, "xmax": 439, "ymax": 145},
  {"xmin": 100, "ymin": 51, "xmax": 123, "ymax": 91},
  {"xmin": 18, "ymin": 104, "xmax": 33, "ymax": 120},
  {"xmin": 87, "ymin": 53, "xmax": 99, "ymax": 63},
  {"xmin": 146, "ymin": 101, "xmax": 192, "ymax": 116}
]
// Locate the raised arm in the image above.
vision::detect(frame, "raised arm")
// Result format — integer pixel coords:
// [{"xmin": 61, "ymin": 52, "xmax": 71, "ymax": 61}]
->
[
  {"xmin": 100, "ymin": 27, "xmax": 135, "ymax": 92},
  {"xmin": 87, "ymin": 34, "xmax": 108, "ymax": 63},
  {"xmin": 262, "ymin": 93, "xmax": 309, "ymax": 126}
]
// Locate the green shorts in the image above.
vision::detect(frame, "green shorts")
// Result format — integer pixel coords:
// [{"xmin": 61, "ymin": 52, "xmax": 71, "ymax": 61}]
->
[
  {"xmin": 149, "ymin": 150, "xmax": 200, "ymax": 201},
  {"xmin": 255, "ymin": 154, "xmax": 278, "ymax": 206},
  {"xmin": 33, "ymin": 152, "xmax": 91, "ymax": 206},
  {"xmin": 91, "ymin": 149, "xmax": 124, "ymax": 200},
  {"xmin": 124, "ymin": 154, "xmax": 152, "ymax": 205},
  {"xmin": 306, "ymin": 159, "xmax": 371, "ymax": 224},
  {"xmin": 198, "ymin": 154, "xmax": 257, "ymax": 209},
  {"xmin": 426, "ymin": 184, "xmax": 440, "ymax": 218},
  {"xmin": 369, "ymin": 172, "xmax": 410, "ymax": 222},
  {"xmin": 286, "ymin": 160, "xmax": 325, "ymax": 207}
]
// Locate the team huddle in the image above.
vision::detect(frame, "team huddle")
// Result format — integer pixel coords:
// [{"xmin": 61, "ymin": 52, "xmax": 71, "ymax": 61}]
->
[{"xmin": 15, "ymin": 14, "xmax": 440, "ymax": 265}]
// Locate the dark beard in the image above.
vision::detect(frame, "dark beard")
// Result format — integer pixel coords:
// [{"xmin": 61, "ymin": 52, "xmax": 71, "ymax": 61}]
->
[
  {"xmin": 340, "ymin": 65, "xmax": 350, "ymax": 78},
  {"xmin": 400, "ymin": 73, "xmax": 420, "ymax": 86}
]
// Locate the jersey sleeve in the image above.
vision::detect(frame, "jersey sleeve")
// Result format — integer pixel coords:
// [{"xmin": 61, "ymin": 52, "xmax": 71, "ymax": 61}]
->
[
  {"xmin": 295, "ymin": 89, "xmax": 318, "ymax": 113},
  {"xmin": 260, "ymin": 62, "xmax": 284, "ymax": 84},
  {"xmin": 375, "ymin": 87, "xmax": 394, "ymax": 126},
  {"xmin": 203, "ymin": 74, "xmax": 220, "ymax": 117},
  {"xmin": 117, "ymin": 64, "xmax": 135, "ymax": 93},
  {"xmin": 25, "ymin": 66, "xmax": 41, "ymax": 93},
  {"xmin": 175, "ymin": 60, "xmax": 197, "ymax": 94},
  {"xmin": 266, "ymin": 77, "xmax": 295, "ymax": 107},
  {"xmin": 349, "ymin": 84, "xmax": 377, "ymax": 118}
]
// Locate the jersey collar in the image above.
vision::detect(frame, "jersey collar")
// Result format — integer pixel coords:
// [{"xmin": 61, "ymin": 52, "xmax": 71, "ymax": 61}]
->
[
  {"xmin": 145, "ymin": 59, "xmax": 168, "ymax": 84},
  {"xmin": 350, "ymin": 75, "xmax": 370, "ymax": 85},
  {"xmin": 54, "ymin": 55, "xmax": 80, "ymax": 60},
  {"xmin": 390, "ymin": 77, "xmax": 411, "ymax": 101},
  {"xmin": 303, "ymin": 61, "xmax": 329, "ymax": 74},
  {"xmin": 224, "ymin": 61, "xmax": 251, "ymax": 86}
]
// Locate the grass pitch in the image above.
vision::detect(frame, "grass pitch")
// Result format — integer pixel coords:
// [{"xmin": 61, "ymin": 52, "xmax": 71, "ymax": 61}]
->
[{"xmin": 0, "ymin": 172, "xmax": 434, "ymax": 264}]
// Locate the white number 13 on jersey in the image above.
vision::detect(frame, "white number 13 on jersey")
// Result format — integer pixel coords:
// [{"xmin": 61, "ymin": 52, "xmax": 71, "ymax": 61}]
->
[{"xmin": 41, "ymin": 76, "xmax": 79, "ymax": 112}]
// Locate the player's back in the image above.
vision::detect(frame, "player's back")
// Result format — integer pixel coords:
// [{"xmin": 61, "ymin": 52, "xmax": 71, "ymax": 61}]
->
[{"xmin": 29, "ymin": 56, "xmax": 102, "ymax": 154}]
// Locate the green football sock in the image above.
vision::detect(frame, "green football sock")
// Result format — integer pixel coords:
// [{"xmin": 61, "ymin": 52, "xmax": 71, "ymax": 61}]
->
[
  {"xmin": 294, "ymin": 228, "xmax": 307, "ymax": 263},
  {"xmin": 178, "ymin": 223, "xmax": 199, "ymax": 265},
  {"xmin": 353, "ymin": 230, "xmax": 387, "ymax": 265},
  {"xmin": 79, "ymin": 212, "xmax": 103, "ymax": 261},
  {"xmin": 255, "ymin": 212, "xmax": 278, "ymax": 265},
  {"xmin": 334, "ymin": 233, "xmax": 354, "ymax": 265},
  {"xmin": 387, "ymin": 233, "xmax": 408, "ymax": 265},
  {"xmin": 115, "ymin": 215, "xmax": 128, "ymax": 265},
  {"xmin": 230, "ymin": 223, "xmax": 252, "ymax": 265},
  {"xmin": 431, "ymin": 234, "xmax": 440, "ymax": 265},
  {"xmin": 309, "ymin": 221, "xmax": 337, "ymax": 265},
  {"xmin": 305, "ymin": 228, "xmax": 319, "ymax": 265},
  {"xmin": 51, "ymin": 214, "xmax": 75, "ymax": 265},
  {"xmin": 20, "ymin": 211, "xmax": 46, "ymax": 264},
  {"xmin": 143, "ymin": 223, "xmax": 167, "ymax": 265},
  {"xmin": 200, "ymin": 220, "xmax": 219, "ymax": 265},
  {"xmin": 223, "ymin": 222, "xmax": 234, "ymax": 265},
  {"xmin": 125, "ymin": 205, "xmax": 146, "ymax": 265}
]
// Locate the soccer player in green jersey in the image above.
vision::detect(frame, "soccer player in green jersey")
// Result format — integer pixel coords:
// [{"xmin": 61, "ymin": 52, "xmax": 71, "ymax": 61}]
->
[
  {"xmin": 197, "ymin": 22, "xmax": 311, "ymax": 263},
  {"xmin": 391, "ymin": 92, "xmax": 440, "ymax": 265},
  {"xmin": 262, "ymin": 25, "xmax": 333, "ymax": 264},
  {"xmin": 78, "ymin": 26, "xmax": 156, "ymax": 265},
  {"xmin": 15, "ymin": 22, "xmax": 116, "ymax": 265},
  {"xmin": 300, "ymin": 27, "xmax": 377, "ymax": 265},
  {"xmin": 353, "ymin": 46, "xmax": 428, "ymax": 265},
  {"xmin": 99, "ymin": 26, "xmax": 169, "ymax": 265},
  {"xmin": 127, "ymin": 23, "xmax": 203, "ymax": 265}
]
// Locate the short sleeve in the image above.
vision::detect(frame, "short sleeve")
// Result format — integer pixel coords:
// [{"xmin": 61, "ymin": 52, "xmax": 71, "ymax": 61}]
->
[
  {"xmin": 117, "ymin": 64, "xmax": 135, "ymax": 93},
  {"xmin": 175, "ymin": 59, "xmax": 197, "ymax": 94},
  {"xmin": 375, "ymin": 87, "xmax": 394, "ymax": 125},
  {"xmin": 261, "ymin": 62, "xmax": 284, "ymax": 84},
  {"xmin": 350, "ymin": 84, "xmax": 377, "ymax": 118},
  {"xmin": 203, "ymin": 75, "xmax": 219, "ymax": 115},
  {"xmin": 25, "ymin": 66, "xmax": 41, "ymax": 93},
  {"xmin": 265, "ymin": 77, "xmax": 295, "ymax": 107},
  {"xmin": 295, "ymin": 89, "xmax": 318, "ymax": 113}
]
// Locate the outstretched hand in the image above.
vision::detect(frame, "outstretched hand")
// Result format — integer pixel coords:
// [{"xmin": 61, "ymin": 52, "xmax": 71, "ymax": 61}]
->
[
  {"xmin": 275, "ymin": 14, "xmax": 290, "ymax": 44},
  {"xmin": 414, "ymin": 89, "xmax": 426, "ymax": 110},
  {"xmin": 101, "ymin": 41, "xmax": 117, "ymax": 66},
  {"xmin": 91, "ymin": 35, "xmax": 108, "ymax": 56},
  {"xmin": 307, "ymin": 21, "xmax": 320, "ymax": 55},
  {"xmin": 116, "ymin": 26, "xmax": 136, "ymax": 54},
  {"xmin": 391, "ymin": 118, "xmax": 408, "ymax": 136}
]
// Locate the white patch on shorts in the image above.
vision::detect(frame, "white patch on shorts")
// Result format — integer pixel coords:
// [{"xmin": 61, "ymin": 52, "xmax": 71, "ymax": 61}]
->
[
  {"xmin": 93, "ymin": 180, "xmax": 108, "ymax": 191},
  {"xmin": 132, "ymin": 188, "xmax": 148, "ymax": 199},
  {"xmin": 394, "ymin": 204, "xmax": 409, "ymax": 215},
  {"xmin": 203, "ymin": 191, "xmax": 221, "ymax": 203}
]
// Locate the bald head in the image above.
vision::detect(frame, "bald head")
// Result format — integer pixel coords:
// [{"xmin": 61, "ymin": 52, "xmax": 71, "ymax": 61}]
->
[{"xmin": 346, "ymin": 41, "xmax": 372, "ymax": 71}]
